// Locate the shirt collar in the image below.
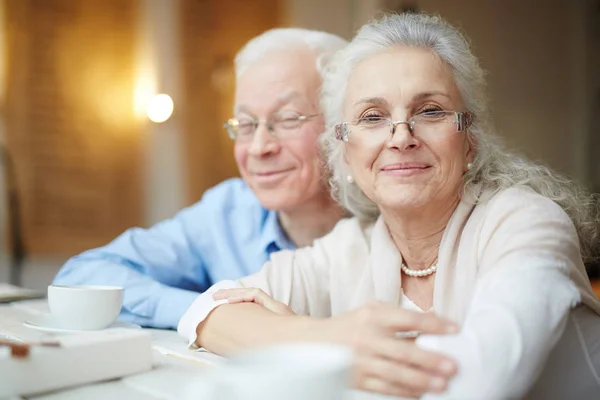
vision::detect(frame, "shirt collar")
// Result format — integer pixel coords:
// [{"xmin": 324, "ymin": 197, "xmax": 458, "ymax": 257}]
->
[{"xmin": 259, "ymin": 209, "xmax": 295, "ymax": 255}]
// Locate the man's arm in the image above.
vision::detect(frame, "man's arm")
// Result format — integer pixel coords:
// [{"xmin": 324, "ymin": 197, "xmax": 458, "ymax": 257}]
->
[
  {"xmin": 54, "ymin": 179, "xmax": 249, "ymax": 329},
  {"xmin": 54, "ymin": 206, "xmax": 210, "ymax": 329}
]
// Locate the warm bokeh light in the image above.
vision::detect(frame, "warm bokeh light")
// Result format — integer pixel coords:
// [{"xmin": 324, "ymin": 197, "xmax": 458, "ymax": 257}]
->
[
  {"xmin": 146, "ymin": 94, "xmax": 174, "ymax": 123},
  {"xmin": 0, "ymin": 2, "xmax": 6, "ymax": 105}
]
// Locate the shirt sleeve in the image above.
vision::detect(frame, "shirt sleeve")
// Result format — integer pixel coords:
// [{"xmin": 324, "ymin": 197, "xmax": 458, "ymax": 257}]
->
[
  {"xmin": 178, "ymin": 245, "xmax": 332, "ymax": 346},
  {"xmin": 53, "ymin": 181, "xmax": 243, "ymax": 329},
  {"xmin": 418, "ymin": 190, "xmax": 583, "ymax": 400}
]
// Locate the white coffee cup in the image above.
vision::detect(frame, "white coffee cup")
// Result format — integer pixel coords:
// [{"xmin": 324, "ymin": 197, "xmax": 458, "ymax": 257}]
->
[
  {"xmin": 184, "ymin": 342, "xmax": 353, "ymax": 400},
  {"xmin": 47, "ymin": 285, "xmax": 124, "ymax": 330}
]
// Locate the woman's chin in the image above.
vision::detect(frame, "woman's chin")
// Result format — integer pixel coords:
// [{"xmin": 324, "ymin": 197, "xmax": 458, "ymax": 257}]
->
[{"xmin": 375, "ymin": 190, "xmax": 433, "ymax": 212}]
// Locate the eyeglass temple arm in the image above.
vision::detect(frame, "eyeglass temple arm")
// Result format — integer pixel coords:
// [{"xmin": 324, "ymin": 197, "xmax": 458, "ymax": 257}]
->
[{"xmin": 457, "ymin": 112, "xmax": 473, "ymax": 131}]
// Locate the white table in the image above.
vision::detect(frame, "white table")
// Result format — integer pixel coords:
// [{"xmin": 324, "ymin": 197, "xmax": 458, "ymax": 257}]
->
[
  {"xmin": 1, "ymin": 300, "xmax": 226, "ymax": 399},
  {"xmin": 1, "ymin": 300, "xmax": 393, "ymax": 400}
]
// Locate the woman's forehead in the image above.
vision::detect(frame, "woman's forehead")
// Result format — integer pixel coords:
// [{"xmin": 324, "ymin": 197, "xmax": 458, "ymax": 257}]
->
[{"xmin": 345, "ymin": 47, "xmax": 460, "ymax": 106}]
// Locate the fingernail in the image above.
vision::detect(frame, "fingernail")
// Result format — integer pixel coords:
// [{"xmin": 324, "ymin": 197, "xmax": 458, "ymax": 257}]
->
[
  {"xmin": 429, "ymin": 377, "xmax": 446, "ymax": 391},
  {"xmin": 445, "ymin": 323, "xmax": 460, "ymax": 334},
  {"xmin": 438, "ymin": 360, "xmax": 455, "ymax": 374}
]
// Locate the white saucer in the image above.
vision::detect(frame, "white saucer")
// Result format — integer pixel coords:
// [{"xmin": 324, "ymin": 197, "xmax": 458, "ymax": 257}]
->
[{"xmin": 23, "ymin": 313, "xmax": 141, "ymax": 334}]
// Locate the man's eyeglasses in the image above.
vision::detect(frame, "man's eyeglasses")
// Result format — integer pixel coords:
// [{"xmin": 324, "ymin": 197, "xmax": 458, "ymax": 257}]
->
[
  {"xmin": 334, "ymin": 110, "xmax": 473, "ymax": 142},
  {"xmin": 224, "ymin": 112, "xmax": 320, "ymax": 141}
]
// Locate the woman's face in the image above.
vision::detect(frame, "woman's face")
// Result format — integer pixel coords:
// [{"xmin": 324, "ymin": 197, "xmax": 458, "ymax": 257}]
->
[{"xmin": 342, "ymin": 46, "xmax": 474, "ymax": 213}]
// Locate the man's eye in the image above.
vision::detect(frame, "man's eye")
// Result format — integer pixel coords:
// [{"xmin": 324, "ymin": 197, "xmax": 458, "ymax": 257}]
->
[
  {"xmin": 237, "ymin": 121, "xmax": 255, "ymax": 134},
  {"xmin": 275, "ymin": 113, "xmax": 300, "ymax": 122},
  {"xmin": 276, "ymin": 115, "xmax": 301, "ymax": 129}
]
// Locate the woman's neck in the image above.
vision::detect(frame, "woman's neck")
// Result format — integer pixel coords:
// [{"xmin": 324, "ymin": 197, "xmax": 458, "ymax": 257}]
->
[
  {"xmin": 278, "ymin": 194, "xmax": 346, "ymax": 248},
  {"xmin": 383, "ymin": 196, "xmax": 460, "ymax": 269}
]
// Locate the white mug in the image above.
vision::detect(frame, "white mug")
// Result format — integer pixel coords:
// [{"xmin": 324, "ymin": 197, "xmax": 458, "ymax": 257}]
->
[
  {"xmin": 47, "ymin": 285, "xmax": 123, "ymax": 330},
  {"xmin": 184, "ymin": 343, "xmax": 353, "ymax": 400}
]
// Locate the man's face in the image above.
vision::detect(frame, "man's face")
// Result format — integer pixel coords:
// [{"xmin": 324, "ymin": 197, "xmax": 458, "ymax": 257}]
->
[{"xmin": 232, "ymin": 48, "xmax": 326, "ymax": 211}]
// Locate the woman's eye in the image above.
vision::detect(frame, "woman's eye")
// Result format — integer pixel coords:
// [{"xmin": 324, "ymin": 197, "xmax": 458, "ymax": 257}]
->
[
  {"xmin": 417, "ymin": 109, "xmax": 447, "ymax": 119},
  {"xmin": 418, "ymin": 106, "xmax": 444, "ymax": 115},
  {"xmin": 358, "ymin": 115, "xmax": 386, "ymax": 124}
]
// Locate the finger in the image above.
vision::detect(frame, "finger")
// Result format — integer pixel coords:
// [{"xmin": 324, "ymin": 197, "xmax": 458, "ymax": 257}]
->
[
  {"xmin": 365, "ymin": 337, "xmax": 457, "ymax": 377},
  {"xmin": 223, "ymin": 296, "xmax": 253, "ymax": 304},
  {"xmin": 352, "ymin": 358, "xmax": 427, "ymax": 398},
  {"xmin": 356, "ymin": 376, "xmax": 421, "ymax": 398},
  {"xmin": 250, "ymin": 297, "xmax": 296, "ymax": 316},
  {"xmin": 212, "ymin": 289, "xmax": 253, "ymax": 300},
  {"xmin": 216, "ymin": 290, "xmax": 267, "ymax": 305},
  {"xmin": 213, "ymin": 288, "xmax": 271, "ymax": 303},
  {"xmin": 247, "ymin": 293, "xmax": 295, "ymax": 316},
  {"xmin": 378, "ymin": 306, "xmax": 459, "ymax": 335},
  {"xmin": 228, "ymin": 293, "xmax": 273, "ymax": 308},
  {"xmin": 355, "ymin": 355, "xmax": 449, "ymax": 395},
  {"xmin": 221, "ymin": 293, "xmax": 278, "ymax": 311},
  {"xmin": 212, "ymin": 289, "xmax": 294, "ymax": 316},
  {"xmin": 226, "ymin": 290, "xmax": 291, "ymax": 315}
]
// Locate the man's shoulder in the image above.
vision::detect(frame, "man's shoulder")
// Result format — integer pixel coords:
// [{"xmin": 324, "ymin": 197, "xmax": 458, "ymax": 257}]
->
[
  {"xmin": 196, "ymin": 178, "xmax": 261, "ymax": 209},
  {"xmin": 177, "ymin": 178, "xmax": 263, "ymax": 221},
  {"xmin": 202, "ymin": 178, "xmax": 257, "ymax": 202}
]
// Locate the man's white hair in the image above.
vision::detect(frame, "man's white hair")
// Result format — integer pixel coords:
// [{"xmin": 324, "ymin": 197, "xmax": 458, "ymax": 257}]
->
[{"xmin": 234, "ymin": 28, "xmax": 348, "ymax": 80}]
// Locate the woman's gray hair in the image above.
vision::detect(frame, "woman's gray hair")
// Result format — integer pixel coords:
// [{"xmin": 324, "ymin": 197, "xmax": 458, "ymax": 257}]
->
[
  {"xmin": 321, "ymin": 13, "xmax": 600, "ymax": 262},
  {"xmin": 234, "ymin": 28, "xmax": 348, "ymax": 80}
]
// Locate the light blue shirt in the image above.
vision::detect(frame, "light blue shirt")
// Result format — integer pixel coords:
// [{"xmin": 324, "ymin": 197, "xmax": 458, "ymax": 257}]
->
[{"xmin": 53, "ymin": 178, "xmax": 295, "ymax": 329}]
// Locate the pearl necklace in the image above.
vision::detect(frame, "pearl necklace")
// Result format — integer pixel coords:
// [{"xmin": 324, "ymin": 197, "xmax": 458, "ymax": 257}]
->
[{"xmin": 401, "ymin": 261, "xmax": 438, "ymax": 278}]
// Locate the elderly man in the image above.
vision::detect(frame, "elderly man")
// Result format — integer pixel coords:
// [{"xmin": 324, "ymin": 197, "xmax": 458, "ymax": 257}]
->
[{"xmin": 53, "ymin": 28, "xmax": 348, "ymax": 329}]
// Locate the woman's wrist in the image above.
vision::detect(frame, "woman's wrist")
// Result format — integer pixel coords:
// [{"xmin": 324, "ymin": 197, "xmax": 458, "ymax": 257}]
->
[{"xmin": 289, "ymin": 316, "xmax": 347, "ymax": 346}]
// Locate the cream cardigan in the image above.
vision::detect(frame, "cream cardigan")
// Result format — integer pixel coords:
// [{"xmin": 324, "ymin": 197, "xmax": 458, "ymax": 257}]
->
[{"xmin": 179, "ymin": 186, "xmax": 600, "ymax": 399}]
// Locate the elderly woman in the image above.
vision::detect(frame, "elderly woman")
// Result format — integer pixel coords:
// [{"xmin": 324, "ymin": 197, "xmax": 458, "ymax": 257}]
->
[{"xmin": 178, "ymin": 13, "xmax": 600, "ymax": 399}]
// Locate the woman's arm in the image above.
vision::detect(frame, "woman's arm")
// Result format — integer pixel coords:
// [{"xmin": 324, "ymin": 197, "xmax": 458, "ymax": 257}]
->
[
  {"xmin": 419, "ymin": 262, "xmax": 577, "ymax": 400},
  {"xmin": 419, "ymin": 189, "xmax": 583, "ymax": 400},
  {"xmin": 177, "ymin": 246, "xmax": 331, "ymax": 347},
  {"xmin": 195, "ymin": 302, "xmax": 317, "ymax": 355},
  {"xmin": 193, "ymin": 299, "xmax": 459, "ymax": 398},
  {"xmin": 177, "ymin": 246, "xmax": 459, "ymax": 398}
]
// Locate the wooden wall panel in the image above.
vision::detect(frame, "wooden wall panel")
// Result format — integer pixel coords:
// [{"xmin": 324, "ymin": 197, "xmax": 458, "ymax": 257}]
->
[
  {"xmin": 3, "ymin": 0, "xmax": 142, "ymax": 254},
  {"xmin": 180, "ymin": 0, "xmax": 283, "ymax": 204}
]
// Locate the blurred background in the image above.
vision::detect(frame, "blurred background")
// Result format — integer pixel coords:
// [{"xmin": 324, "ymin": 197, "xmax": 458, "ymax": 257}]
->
[{"xmin": 0, "ymin": 0, "xmax": 598, "ymax": 291}]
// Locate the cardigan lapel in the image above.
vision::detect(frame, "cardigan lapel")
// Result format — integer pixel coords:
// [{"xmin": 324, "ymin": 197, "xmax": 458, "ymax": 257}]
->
[
  {"xmin": 365, "ymin": 184, "xmax": 482, "ymax": 316},
  {"xmin": 369, "ymin": 216, "xmax": 403, "ymax": 306},
  {"xmin": 433, "ymin": 184, "xmax": 481, "ymax": 322}
]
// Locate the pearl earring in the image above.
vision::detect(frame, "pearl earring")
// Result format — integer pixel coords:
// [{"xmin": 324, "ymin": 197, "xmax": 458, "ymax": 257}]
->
[
  {"xmin": 346, "ymin": 175, "xmax": 354, "ymax": 184},
  {"xmin": 467, "ymin": 162, "xmax": 473, "ymax": 170}
]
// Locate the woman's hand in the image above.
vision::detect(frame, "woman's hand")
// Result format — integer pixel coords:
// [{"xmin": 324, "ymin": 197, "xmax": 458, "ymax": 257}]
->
[
  {"xmin": 213, "ymin": 291, "xmax": 458, "ymax": 398},
  {"xmin": 212, "ymin": 288, "xmax": 296, "ymax": 316},
  {"xmin": 323, "ymin": 301, "xmax": 459, "ymax": 398}
]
